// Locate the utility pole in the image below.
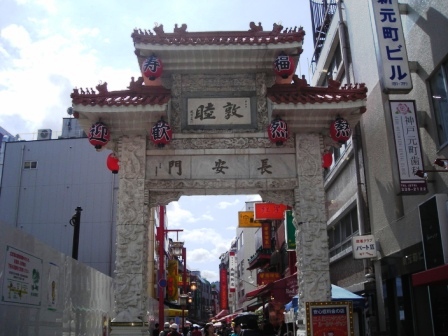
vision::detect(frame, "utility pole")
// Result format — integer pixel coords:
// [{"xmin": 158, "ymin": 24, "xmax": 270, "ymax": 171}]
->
[{"xmin": 69, "ymin": 206, "xmax": 83, "ymax": 260}]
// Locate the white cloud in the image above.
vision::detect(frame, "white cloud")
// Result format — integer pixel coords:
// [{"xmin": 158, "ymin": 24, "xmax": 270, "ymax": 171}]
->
[
  {"xmin": 1, "ymin": 24, "xmax": 31, "ymax": 49},
  {"xmin": 217, "ymin": 199, "xmax": 240, "ymax": 209}
]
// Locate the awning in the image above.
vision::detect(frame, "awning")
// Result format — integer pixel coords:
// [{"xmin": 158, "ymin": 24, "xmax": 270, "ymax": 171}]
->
[
  {"xmin": 217, "ymin": 311, "xmax": 242, "ymax": 323},
  {"xmin": 246, "ymin": 285, "xmax": 268, "ymax": 298},
  {"xmin": 213, "ymin": 309, "xmax": 229, "ymax": 320},
  {"xmin": 412, "ymin": 264, "xmax": 448, "ymax": 287}
]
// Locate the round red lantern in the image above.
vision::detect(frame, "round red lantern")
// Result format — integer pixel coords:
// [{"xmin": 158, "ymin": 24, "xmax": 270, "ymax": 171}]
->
[
  {"xmin": 142, "ymin": 55, "xmax": 163, "ymax": 80},
  {"xmin": 273, "ymin": 52, "xmax": 295, "ymax": 79},
  {"xmin": 150, "ymin": 118, "xmax": 172, "ymax": 147},
  {"xmin": 330, "ymin": 117, "xmax": 352, "ymax": 144},
  {"xmin": 322, "ymin": 150, "xmax": 333, "ymax": 169},
  {"xmin": 268, "ymin": 117, "xmax": 288, "ymax": 146},
  {"xmin": 106, "ymin": 153, "xmax": 119, "ymax": 174},
  {"xmin": 88, "ymin": 122, "xmax": 110, "ymax": 150}
]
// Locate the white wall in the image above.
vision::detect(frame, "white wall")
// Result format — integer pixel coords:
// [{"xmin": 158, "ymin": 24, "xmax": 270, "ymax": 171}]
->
[{"xmin": 0, "ymin": 222, "xmax": 114, "ymax": 336}]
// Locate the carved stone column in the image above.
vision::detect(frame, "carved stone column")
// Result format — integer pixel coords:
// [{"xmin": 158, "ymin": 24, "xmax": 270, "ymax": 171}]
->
[
  {"xmin": 294, "ymin": 133, "xmax": 331, "ymax": 332},
  {"xmin": 113, "ymin": 135, "xmax": 149, "ymax": 324}
]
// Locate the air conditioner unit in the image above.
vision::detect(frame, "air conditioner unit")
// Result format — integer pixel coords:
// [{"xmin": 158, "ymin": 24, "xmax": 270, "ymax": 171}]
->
[{"xmin": 37, "ymin": 129, "xmax": 52, "ymax": 140}]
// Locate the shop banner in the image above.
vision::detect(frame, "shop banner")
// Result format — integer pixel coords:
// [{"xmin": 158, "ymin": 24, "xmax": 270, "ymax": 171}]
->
[
  {"xmin": 254, "ymin": 203, "xmax": 288, "ymax": 220},
  {"xmin": 306, "ymin": 301, "xmax": 354, "ymax": 336},
  {"xmin": 238, "ymin": 211, "xmax": 262, "ymax": 227},
  {"xmin": 352, "ymin": 234, "xmax": 377, "ymax": 259},
  {"xmin": 219, "ymin": 267, "xmax": 228, "ymax": 310},
  {"xmin": 167, "ymin": 260, "xmax": 178, "ymax": 301},
  {"xmin": 284, "ymin": 210, "xmax": 296, "ymax": 250},
  {"xmin": 262, "ymin": 222, "xmax": 272, "ymax": 249}
]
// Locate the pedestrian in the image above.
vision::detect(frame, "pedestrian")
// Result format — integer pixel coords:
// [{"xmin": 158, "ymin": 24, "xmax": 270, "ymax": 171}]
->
[
  {"xmin": 153, "ymin": 323, "xmax": 160, "ymax": 336},
  {"xmin": 160, "ymin": 322, "xmax": 171, "ymax": 336},
  {"xmin": 168, "ymin": 323, "xmax": 181, "ymax": 336},
  {"xmin": 191, "ymin": 325, "xmax": 202, "ymax": 336},
  {"xmin": 230, "ymin": 323, "xmax": 241, "ymax": 336},
  {"xmin": 204, "ymin": 323, "xmax": 217, "ymax": 336}
]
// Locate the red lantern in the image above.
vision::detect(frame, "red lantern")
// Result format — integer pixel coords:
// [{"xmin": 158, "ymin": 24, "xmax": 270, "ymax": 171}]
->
[
  {"xmin": 322, "ymin": 151, "xmax": 333, "ymax": 169},
  {"xmin": 88, "ymin": 122, "xmax": 110, "ymax": 150},
  {"xmin": 273, "ymin": 52, "xmax": 295, "ymax": 79},
  {"xmin": 142, "ymin": 55, "xmax": 163, "ymax": 80},
  {"xmin": 150, "ymin": 118, "xmax": 172, "ymax": 147},
  {"xmin": 106, "ymin": 153, "xmax": 119, "ymax": 174},
  {"xmin": 268, "ymin": 117, "xmax": 288, "ymax": 146},
  {"xmin": 330, "ymin": 117, "xmax": 352, "ymax": 144}
]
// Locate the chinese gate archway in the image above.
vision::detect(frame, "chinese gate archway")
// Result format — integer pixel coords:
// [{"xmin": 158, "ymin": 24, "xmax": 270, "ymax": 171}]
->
[{"xmin": 71, "ymin": 23, "xmax": 367, "ymax": 336}]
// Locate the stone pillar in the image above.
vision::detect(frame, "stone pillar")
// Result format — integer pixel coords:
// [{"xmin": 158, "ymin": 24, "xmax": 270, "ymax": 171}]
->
[
  {"xmin": 111, "ymin": 135, "xmax": 149, "ymax": 336},
  {"xmin": 294, "ymin": 133, "xmax": 331, "ymax": 334}
]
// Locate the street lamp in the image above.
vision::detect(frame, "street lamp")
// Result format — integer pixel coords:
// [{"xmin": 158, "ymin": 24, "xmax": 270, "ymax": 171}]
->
[{"xmin": 69, "ymin": 206, "xmax": 83, "ymax": 260}]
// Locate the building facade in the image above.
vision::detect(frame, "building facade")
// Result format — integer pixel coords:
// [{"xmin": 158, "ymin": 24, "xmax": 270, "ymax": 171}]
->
[{"xmin": 310, "ymin": 1, "xmax": 448, "ymax": 335}]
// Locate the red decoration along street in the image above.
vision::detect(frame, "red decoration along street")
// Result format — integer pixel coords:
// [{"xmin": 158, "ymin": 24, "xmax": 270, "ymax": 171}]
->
[
  {"xmin": 106, "ymin": 153, "xmax": 119, "ymax": 174},
  {"xmin": 268, "ymin": 117, "xmax": 288, "ymax": 146},
  {"xmin": 88, "ymin": 122, "xmax": 110, "ymax": 150},
  {"xmin": 150, "ymin": 118, "xmax": 173, "ymax": 147},
  {"xmin": 322, "ymin": 150, "xmax": 333, "ymax": 169},
  {"xmin": 142, "ymin": 55, "xmax": 163, "ymax": 80},
  {"xmin": 273, "ymin": 52, "xmax": 296, "ymax": 79},
  {"xmin": 330, "ymin": 117, "xmax": 352, "ymax": 144}
]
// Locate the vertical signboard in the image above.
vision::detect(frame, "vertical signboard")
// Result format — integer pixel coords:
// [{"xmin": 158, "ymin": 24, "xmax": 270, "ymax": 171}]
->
[
  {"xmin": 2, "ymin": 245, "xmax": 43, "ymax": 306},
  {"xmin": 167, "ymin": 260, "xmax": 179, "ymax": 301},
  {"xmin": 284, "ymin": 210, "xmax": 296, "ymax": 251},
  {"xmin": 390, "ymin": 100, "xmax": 427, "ymax": 194},
  {"xmin": 219, "ymin": 267, "xmax": 228, "ymax": 310},
  {"xmin": 229, "ymin": 251, "xmax": 236, "ymax": 293},
  {"xmin": 371, "ymin": 0, "xmax": 412, "ymax": 93},
  {"xmin": 262, "ymin": 222, "xmax": 272, "ymax": 249}
]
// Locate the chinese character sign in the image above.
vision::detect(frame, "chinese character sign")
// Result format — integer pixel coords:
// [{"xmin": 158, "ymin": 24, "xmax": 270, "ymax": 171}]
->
[
  {"xmin": 390, "ymin": 100, "xmax": 427, "ymax": 194},
  {"xmin": 188, "ymin": 97, "xmax": 251, "ymax": 126},
  {"xmin": 254, "ymin": 203, "xmax": 288, "ymax": 220},
  {"xmin": 151, "ymin": 119, "xmax": 173, "ymax": 147},
  {"xmin": 219, "ymin": 267, "xmax": 228, "ymax": 310},
  {"xmin": 167, "ymin": 260, "xmax": 179, "ymax": 301},
  {"xmin": 142, "ymin": 55, "xmax": 163, "ymax": 80},
  {"xmin": 352, "ymin": 234, "xmax": 378, "ymax": 259},
  {"xmin": 88, "ymin": 122, "xmax": 110, "ymax": 149},
  {"xmin": 238, "ymin": 211, "xmax": 262, "ymax": 227},
  {"xmin": 371, "ymin": 0, "xmax": 412, "ymax": 92}
]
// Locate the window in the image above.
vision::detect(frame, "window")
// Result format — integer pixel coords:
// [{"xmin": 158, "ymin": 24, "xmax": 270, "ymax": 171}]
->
[
  {"xmin": 328, "ymin": 207, "xmax": 358, "ymax": 258},
  {"xmin": 23, "ymin": 161, "xmax": 38, "ymax": 169},
  {"xmin": 429, "ymin": 60, "xmax": 448, "ymax": 146}
]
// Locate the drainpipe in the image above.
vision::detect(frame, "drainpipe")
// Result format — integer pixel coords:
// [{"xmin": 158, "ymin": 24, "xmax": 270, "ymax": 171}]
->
[
  {"xmin": 14, "ymin": 144, "xmax": 26, "ymax": 228},
  {"xmin": 338, "ymin": 0, "xmax": 351, "ymax": 84}
]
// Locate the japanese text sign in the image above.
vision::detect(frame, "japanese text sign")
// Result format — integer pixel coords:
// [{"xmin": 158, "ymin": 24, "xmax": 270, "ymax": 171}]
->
[
  {"xmin": 229, "ymin": 252, "xmax": 236, "ymax": 293},
  {"xmin": 371, "ymin": 0, "xmax": 412, "ymax": 93},
  {"xmin": 306, "ymin": 301, "xmax": 354, "ymax": 336},
  {"xmin": 390, "ymin": 100, "xmax": 427, "ymax": 194},
  {"xmin": 2, "ymin": 245, "xmax": 43, "ymax": 306},
  {"xmin": 352, "ymin": 234, "xmax": 378, "ymax": 259},
  {"xmin": 238, "ymin": 211, "xmax": 262, "ymax": 227},
  {"xmin": 257, "ymin": 272, "xmax": 281, "ymax": 285},
  {"xmin": 254, "ymin": 202, "xmax": 288, "ymax": 220},
  {"xmin": 167, "ymin": 260, "xmax": 179, "ymax": 301}
]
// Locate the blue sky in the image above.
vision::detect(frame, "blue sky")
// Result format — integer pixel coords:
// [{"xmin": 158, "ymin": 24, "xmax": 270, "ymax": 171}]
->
[{"xmin": 0, "ymin": 0, "xmax": 313, "ymax": 281}]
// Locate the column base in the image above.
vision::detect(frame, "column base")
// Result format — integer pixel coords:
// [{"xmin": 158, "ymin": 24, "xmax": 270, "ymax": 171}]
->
[{"xmin": 110, "ymin": 322, "xmax": 148, "ymax": 336}]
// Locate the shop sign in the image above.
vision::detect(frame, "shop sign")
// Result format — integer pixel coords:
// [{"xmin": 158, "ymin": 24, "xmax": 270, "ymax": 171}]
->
[
  {"xmin": 284, "ymin": 210, "xmax": 296, "ymax": 250},
  {"xmin": 254, "ymin": 202, "xmax": 288, "ymax": 220},
  {"xmin": 352, "ymin": 234, "xmax": 377, "ymax": 259},
  {"xmin": 219, "ymin": 267, "xmax": 228, "ymax": 310},
  {"xmin": 371, "ymin": 0, "xmax": 412, "ymax": 93},
  {"xmin": 167, "ymin": 260, "xmax": 179, "ymax": 301},
  {"xmin": 306, "ymin": 301, "xmax": 354, "ymax": 336},
  {"xmin": 238, "ymin": 211, "xmax": 262, "ymax": 227},
  {"xmin": 229, "ymin": 251, "xmax": 236, "ymax": 293},
  {"xmin": 390, "ymin": 100, "xmax": 427, "ymax": 194},
  {"xmin": 262, "ymin": 222, "xmax": 272, "ymax": 249},
  {"xmin": 257, "ymin": 272, "xmax": 281, "ymax": 285}
]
